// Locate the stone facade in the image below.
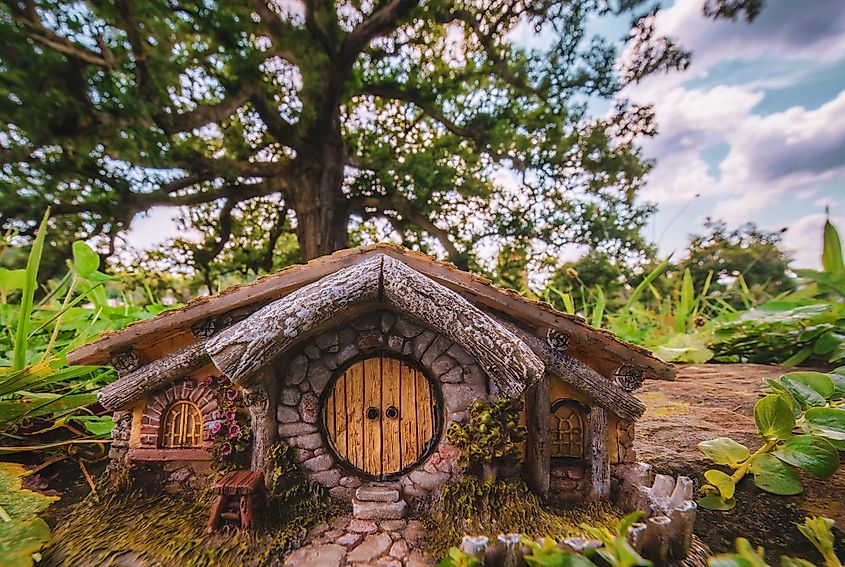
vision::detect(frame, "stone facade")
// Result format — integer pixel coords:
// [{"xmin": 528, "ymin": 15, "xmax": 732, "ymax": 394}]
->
[
  {"xmin": 276, "ymin": 310, "xmax": 490, "ymax": 502},
  {"xmin": 614, "ymin": 420, "xmax": 636, "ymax": 464},
  {"xmin": 549, "ymin": 462, "xmax": 589, "ymax": 504}
]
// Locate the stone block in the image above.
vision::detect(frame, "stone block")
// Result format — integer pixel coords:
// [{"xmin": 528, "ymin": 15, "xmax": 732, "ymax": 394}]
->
[
  {"xmin": 279, "ymin": 422, "xmax": 317, "ymax": 438},
  {"xmin": 422, "ymin": 335, "xmax": 452, "ymax": 367},
  {"xmin": 442, "ymin": 384, "xmax": 477, "ymax": 415},
  {"xmin": 329, "ymin": 486, "xmax": 354, "ymax": 501},
  {"xmin": 348, "ymin": 519, "xmax": 378, "ymax": 533},
  {"xmin": 340, "ymin": 476, "xmax": 363, "ymax": 488},
  {"xmin": 408, "ymin": 469, "xmax": 448, "ymax": 491},
  {"xmin": 411, "ymin": 331, "xmax": 436, "ymax": 359},
  {"xmin": 439, "ymin": 366, "xmax": 464, "ymax": 384},
  {"xmin": 352, "ymin": 499, "xmax": 407, "ymax": 520},
  {"xmin": 298, "ymin": 392, "xmax": 319, "ymax": 423},
  {"xmin": 380, "ymin": 520, "xmax": 406, "ymax": 531},
  {"xmin": 307, "ymin": 362, "xmax": 331, "ymax": 393},
  {"xmin": 394, "ymin": 317, "xmax": 423, "ymax": 338},
  {"xmin": 316, "ymin": 331, "xmax": 339, "ymax": 351},
  {"xmin": 288, "ymin": 432, "xmax": 322, "ymax": 450},
  {"xmin": 284, "ymin": 543, "xmax": 346, "ymax": 567},
  {"xmin": 280, "ymin": 387, "xmax": 301, "ymax": 406},
  {"xmin": 288, "ymin": 355, "xmax": 308, "ymax": 385},
  {"xmin": 355, "ymin": 484, "xmax": 400, "ymax": 502},
  {"xmin": 304, "ymin": 453, "xmax": 334, "ymax": 472},
  {"xmin": 389, "ymin": 539, "xmax": 409, "ymax": 559},
  {"xmin": 304, "ymin": 344, "xmax": 321, "ymax": 360},
  {"xmin": 312, "ymin": 468, "xmax": 341, "ymax": 487},
  {"xmin": 346, "ymin": 532, "xmax": 392, "ymax": 563},
  {"xmin": 337, "ymin": 532, "xmax": 362, "ymax": 548},
  {"xmin": 277, "ymin": 406, "xmax": 300, "ymax": 423},
  {"xmin": 380, "ymin": 312, "xmax": 396, "ymax": 333}
]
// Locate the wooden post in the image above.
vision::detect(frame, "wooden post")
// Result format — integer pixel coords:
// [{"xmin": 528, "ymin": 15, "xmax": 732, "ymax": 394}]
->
[
  {"xmin": 244, "ymin": 367, "xmax": 277, "ymax": 475},
  {"xmin": 524, "ymin": 374, "xmax": 550, "ymax": 497},
  {"xmin": 589, "ymin": 406, "xmax": 610, "ymax": 501}
]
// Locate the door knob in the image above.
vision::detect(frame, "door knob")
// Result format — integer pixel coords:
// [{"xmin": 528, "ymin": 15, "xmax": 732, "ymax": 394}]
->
[
  {"xmin": 385, "ymin": 405, "xmax": 398, "ymax": 419},
  {"xmin": 366, "ymin": 406, "xmax": 380, "ymax": 420}
]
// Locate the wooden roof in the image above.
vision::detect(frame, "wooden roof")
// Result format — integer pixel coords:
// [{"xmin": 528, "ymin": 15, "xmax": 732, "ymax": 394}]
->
[{"xmin": 68, "ymin": 244, "xmax": 675, "ymax": 384}]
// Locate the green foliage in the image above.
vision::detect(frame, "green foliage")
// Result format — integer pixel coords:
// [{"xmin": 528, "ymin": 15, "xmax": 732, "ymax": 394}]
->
[
  {"xmin": 710, "ymin": 516, "xmax": 843, "ymax": 567},
  {"xmin": 0, "ymin": 214, "xmax": 167, "ymax": 453},
  {"xmin": 580, "ymin": 511, "xmax": 652, "ymax": 567},
  {"xmin": 0, "ymin": 462, "xmax": 59, "ymax": 567},
  {"xmin": 423, "ymin": 477, "xmax": 621, "ymax": 560},
  {"xmin": 437, "ymin": 547, "xmax": 482, "ymax": 567},
  {"xmin": 697, "ymin": 370, "xmax": 844, "ymax": 510},
  {"xmin": 446, "ymin": 396, "xmax": 527, "ymax": 478}
]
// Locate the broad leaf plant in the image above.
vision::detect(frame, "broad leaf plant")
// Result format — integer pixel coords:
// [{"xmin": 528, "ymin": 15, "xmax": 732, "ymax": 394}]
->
[{"xmin": 698, "ymin": 369, "xmax": 845, "ymax": 510}]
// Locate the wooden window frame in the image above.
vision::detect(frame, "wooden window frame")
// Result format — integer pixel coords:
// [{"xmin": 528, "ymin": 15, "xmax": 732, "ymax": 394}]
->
[
  {"xmin": 549, "ymin": 399, "xmax": 587, "ymax": 462},
  {"xmin": 160, "ymin": 400, "xmax": 204, "ymax": 449}
]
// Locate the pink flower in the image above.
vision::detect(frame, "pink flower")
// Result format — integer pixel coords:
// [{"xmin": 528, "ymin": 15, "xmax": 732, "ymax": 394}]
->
[
  {"xmin": 225, "ymin": 409, "xmax": 237, "ymax": 423},
  {"xmin": 226, "ymin": 389, "xmax": 238, "ymax": 401},
  {"xmin": 221, "ymin": 442, "xmax": 232, "ymax": 456},
  {"xmin": 208, "ymin": 421, "xmax": 222, "ymax": 434},
  {"xmin": 228, "ymin": 424, "xmax": 241, "ymax": 438}
]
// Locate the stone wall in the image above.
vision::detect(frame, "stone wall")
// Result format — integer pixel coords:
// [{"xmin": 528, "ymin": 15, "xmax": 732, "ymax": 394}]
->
[
  {"xmin": 614, "ymin": 420, "xmax": 636, "ymax": 464},
  {"xmin": 275, "ymin": 310, "xmax": 490, "ymax": 502},
  {"xmin": 137, "ymin": 379, "xmax": 218, "ymax": 450},
  {"xmin": 549, "ymin": 462, "xmax": 589, "ymax": 504}
]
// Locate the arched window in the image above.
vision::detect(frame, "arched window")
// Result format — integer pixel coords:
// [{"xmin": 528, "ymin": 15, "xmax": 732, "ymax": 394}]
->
[
  {"xmin": 161, "ymin": 400, "xmax": 203, "ymax": 448},
  {"xmin": 549, "ymin": 400, "xmax": 585, "ymax": 459}
]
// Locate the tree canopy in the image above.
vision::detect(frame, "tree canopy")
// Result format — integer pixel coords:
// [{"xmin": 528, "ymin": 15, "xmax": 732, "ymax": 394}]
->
[{"xmin": 2, "ymin": 0, "xmax": 747, "ymax": 280}]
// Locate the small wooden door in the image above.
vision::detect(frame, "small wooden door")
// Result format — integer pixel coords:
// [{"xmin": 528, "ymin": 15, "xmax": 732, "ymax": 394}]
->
[{"xmin": 323, "ymin": 355, "xmax": 437, "ymax": 478}]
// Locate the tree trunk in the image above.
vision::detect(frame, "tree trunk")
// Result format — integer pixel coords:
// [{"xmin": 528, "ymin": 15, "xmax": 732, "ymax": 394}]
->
[{"xmin": 291, "ymin": 114, "xmax": 350, "ymax": 260}]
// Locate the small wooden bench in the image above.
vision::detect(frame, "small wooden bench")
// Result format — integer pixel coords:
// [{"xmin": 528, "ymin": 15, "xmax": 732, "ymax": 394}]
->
[{"xmin": 207, "ymin": 470, "xmax": 265, "ymax": 533}]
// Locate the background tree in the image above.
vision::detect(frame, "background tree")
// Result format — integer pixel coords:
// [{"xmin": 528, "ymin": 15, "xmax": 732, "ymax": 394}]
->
[
  {"xmin": 675, "ymin": 219, "xmax": 794, "ymax": 306},
  {"xmin": 544, "ymin": 250, "xmax": 629, "ymax": 312},
  {"xmin": 0, "ymin": 0, "xmax": 698, "ymax": 276}
]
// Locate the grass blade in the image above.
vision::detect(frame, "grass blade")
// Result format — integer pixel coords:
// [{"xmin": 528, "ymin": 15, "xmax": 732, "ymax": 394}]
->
[{"xmin": 12, "ymin": 210, "xmax": 49, "ymax": 371}]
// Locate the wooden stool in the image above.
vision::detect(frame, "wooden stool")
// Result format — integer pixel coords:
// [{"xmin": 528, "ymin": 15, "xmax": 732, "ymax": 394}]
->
[{"xmin": 207, "ymin": 470, "xmax": 265, "ymax": 533}]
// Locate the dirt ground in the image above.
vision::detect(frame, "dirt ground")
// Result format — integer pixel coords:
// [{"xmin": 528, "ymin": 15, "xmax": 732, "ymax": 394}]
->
[{"xmin": 636, "ymin": 363, "xmax": 845, "ymax": 559}]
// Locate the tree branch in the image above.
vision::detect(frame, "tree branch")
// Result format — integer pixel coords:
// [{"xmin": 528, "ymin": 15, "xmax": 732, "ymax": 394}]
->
[
  {"xmin": 342, "ymin": 0, "xmax": 420, "ymax": 64},
  {"xmin": 250, "ymin": 90, "xmax": 302, "ymax": 148},
  {"xmin": 363, "ymin": 83, "xmax": 479, "ymax": 138},
  {"xmin": 161, "ymin": 82, "xmax": 258, "ymax": 133}
]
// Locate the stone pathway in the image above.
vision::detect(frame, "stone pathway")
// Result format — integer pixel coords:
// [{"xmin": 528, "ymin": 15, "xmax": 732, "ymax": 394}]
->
[
  {"xmin": 283, "ymin": 483, "xmax": 435, "ymax": 566},
  {"xmin": 283, "ymin": 516, "xmax": 433, "ymax": 566}
]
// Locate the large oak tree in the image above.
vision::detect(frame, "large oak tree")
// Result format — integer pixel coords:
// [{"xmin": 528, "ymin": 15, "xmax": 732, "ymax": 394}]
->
[{"xmin": 0, "ymin": 0, "xmax": 746, "ymax": 277}]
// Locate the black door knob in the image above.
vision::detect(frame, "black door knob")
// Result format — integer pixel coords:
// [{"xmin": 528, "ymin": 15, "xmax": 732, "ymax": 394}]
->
[
  {"xmin": 385, "ymin": 405, "xmax": 398, "ymax": 419},
  {"xmin": 366, "ymin": 406, "xmax": 380, "ymax": 420}
]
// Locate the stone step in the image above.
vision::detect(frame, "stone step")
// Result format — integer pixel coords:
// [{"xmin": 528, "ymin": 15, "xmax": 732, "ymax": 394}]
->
[
  {"xmin": 355, "ymin": 483, "xmax": 400, "ymax": 503},
  {"xmin": 352, "ymin": 498, "xmax": 407, "ymax": 520}
]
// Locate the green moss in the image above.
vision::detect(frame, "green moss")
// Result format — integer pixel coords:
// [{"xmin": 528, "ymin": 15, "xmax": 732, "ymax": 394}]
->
[
  {"xmin": 423, "ymin": 478, "xmax": 622, "ymax": 559},
  {"xmin": 43, "ymin": 444, "xmax": 332, "ymax": 567}
]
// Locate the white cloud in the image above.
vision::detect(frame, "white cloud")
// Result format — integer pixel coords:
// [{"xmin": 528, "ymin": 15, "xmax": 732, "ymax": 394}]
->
[{"xmin": 783, "ymin": 214, "xmax": 845, "ymax": 269}]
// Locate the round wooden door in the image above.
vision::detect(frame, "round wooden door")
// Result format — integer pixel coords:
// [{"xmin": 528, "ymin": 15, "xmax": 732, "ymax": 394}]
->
[{"xmin": 322, "ymin": 355, "xmax": 438, "ymax": 478}]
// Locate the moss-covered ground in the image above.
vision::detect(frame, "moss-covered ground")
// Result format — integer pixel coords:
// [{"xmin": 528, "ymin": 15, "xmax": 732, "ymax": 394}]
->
[
  {"xmin": 42, "ymin": 482, "xmax": 331, "ymax": 567},
  {"xmin": 423, "ymin": 477, "xmax": 622, "ymax": 558}
]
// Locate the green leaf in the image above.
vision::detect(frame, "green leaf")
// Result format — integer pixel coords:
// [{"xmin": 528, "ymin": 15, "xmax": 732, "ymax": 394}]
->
[
  {"xmin": 71, "ymin": 240, "xmax": 100, "ymax": 279},
  {"xmin": 698, "ymin": 438, "xmax": 750, "ymax": 468},
  {"xmin": 814, "ymin": 332, "xmax": 845, "ymax": 355},
  {"xmin": 0, "ymin": 516, "xmax": 52, "ymax": 567},
  {"xmin": 13, "ymin": 210, "xmax": 49, "ymax": 371},
  {"xmin": 779, "ymin": 377, "xmax": 828, "ymax": 408},
  {"xmin": 697, "ymin": 493, "xmax": 736, "ymax": 511},
  {"xmin": 780, "ymin": 372, "xmax": 835, "ymax": 398},
  {"xmin": 704, "ymin": 469, "xmax": 736, "ymax": 500},
  {"xmin": 828, "ymin": 372, "xmax": 845, "ymax": 400},
  {"xmin": 749, "ymin": 453, "xmax": 803, "ymax": 495},
  {"xmin": 805, "ymin": 407, "xmax": 845, "ymax": 444},
  {"xmin": 772, "ymin": 435, "xmax": 839, "ymax": 479},
  {"xmin": 822, "ymin": 219, "xmax": 845, "ymax": 274},
  {"xmin": 710, "ymin": 539, "xmax": 768, "ymax": 567},
  {"xmin": 754, "ymin": 395, "xmax": 795, "ymax": 440},
  {"xmin": 0, "ymin": 268, "xmax": 27, "ymax": 297}
]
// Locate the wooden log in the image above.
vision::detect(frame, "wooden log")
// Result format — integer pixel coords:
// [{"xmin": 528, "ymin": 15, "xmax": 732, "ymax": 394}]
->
[
  {"xmin": 524, "ymin": 375, "xmax": 550, "ymax": 497},
  {"xmin": 244, "ymin": 368, "xmax": 276, "ymax": 476},
  {"xmin": 502, "ymin": 323, "xmax": 646, "ymax": 421},
  {"xmin": 207, "ymin": 495, "xmax": 225, "ymax": 533},
  {"xmin": 206, "ymin": 256, "xmax": 382, "ymax": 384},
  {"xmin": 381, "ymin": 256, "xmax": 544, "ymax": 398},
  {"xmin": 98, "ymin": 341, "xmax": 209, "ymax": 410},
  {"xmin": 588, "ymin": 406, "xmax": 610, "ymax": 501}
]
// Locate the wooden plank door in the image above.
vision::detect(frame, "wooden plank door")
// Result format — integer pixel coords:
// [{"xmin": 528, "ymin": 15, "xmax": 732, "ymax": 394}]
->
[{"xmin": 323, "ymin": 355, "xmax": 436, "ymax": 479}]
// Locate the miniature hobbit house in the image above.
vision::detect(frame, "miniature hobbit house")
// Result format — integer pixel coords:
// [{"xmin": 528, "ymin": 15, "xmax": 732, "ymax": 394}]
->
[{"xmin": 68, "ymin": 244, "xmax": 675, "ymax": 505}]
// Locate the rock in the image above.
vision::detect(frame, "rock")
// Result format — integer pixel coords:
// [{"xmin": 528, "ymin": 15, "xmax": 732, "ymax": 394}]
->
[
  {"xmin": 431, "ymin": 354, "xmax": 457, "ymax": 376},
  {"xmin": 422, "ymin": 335, "xmax": 452, "ymax": 366},
  {"xmin": 280, "ymin": 387, "xmax": 301, "ymax": 406},
  {"xmin": 406, "ymin": 550, "xmax": 435, "ymax": 567},
  {"xmin": 337, "ymin": 532, "xmax": 362, "ymax": 547},
  {"xmin": 441, "ymin": 384, "xmax": 477, "ymax": 415},
  {"xmin": 279, "ymin": 422, "xmax": 317, "ymax": 438},
  {"xmin": 284, "ymin": 543, "xmax": 345, "ymax": 566},
  {"xmin": 307, "ymin": 522, "xmax": 329, "ymax": 539},
  {"xmin": 346, "ymin": 533, "xmax": 392, "ymax": 563},
  {"xmin": 329, "ymin": 487, "xmax": 354, "ymax": 501},
  {"xmin": 355, "ymin": 484, "xmax": 400, "ymax": 502},
  {"xmin": 307, "ymin": 362, "xmax": 332, "ymax": 393},
  {"xmin": 288, "ymin": 432, "xmax": 322, "ymax": 450},
  {"xmin": 340, "ymin": 476, "xmax": 363, "ymax": 488},
  {"xmin": 380, "ymin": 312, "xmax": 396, "ymax": 333},
  {"xmin": 304, "ymin": 344, "xmax": 321, "ymax": 360},
  {"xmin": 376, "ymin": 558, "xmax": 402, "ymax": 567},
  {"xmin": 277, "ymin": 406, "xmax": 300, "ymax": 423},
  {"xmin": 304, "ymin": 453, "xmax": 334, "ymax": 472},
  {"xmin": 315, "ymin": 331, "xmax": 339, "ymax": 350},
  {"xmin": 287, "ymin": 355, "xmax": 308, "ymax": 385},
  {"xmin": 405, "ymin": 520, "xmax": 425, "ymax": 544},
  {"xmin": 347, "ymin": 519, "xmax": 378, "ymax": 533},
  {"xmin": 324, "ymin": 529, "xmax": 344, "ymax": 539},
  {"xmin": 394, "ymin": 317, "xmax": 423, "ymax": 338},
  {"xmin": 440, "ymin": 366, "xmax": 464, "ymax": 383},
  {"xmin": 446, "ymin": 344, "xmax": 474, "ymax": 364},
  {"xmin": 389, "ymin": 539, "xmax": 409, "ymax": 559},
  {"xmin": 298, "ymin": 393, "xmax": 319, "ymax": 424},
  {"xmin": 408, "ymin": 469, "xmax": 448, "ymax": 491},
  {"xmin": 380, "ymin": 519, "xmax": 406, "ymax": 531},
  {"xmin": 412, "ymin": 331, "xmax": 436, "ymax": 359},
  {"xmin": 312, "ymin": 469, "xmax": 341, "ymax": 487},
  {"xmin": 352, "ymin": 499, "xmax": 407, "ymax": 520},
  {"xmin": 331, "ymin": 516, "xmax": 350, "ymax": 530},
  {"xmin": 462, "ymin": 364, "xmax": 487, "ymax": 386},
  {"xmin": 387, "ymin": 334, "xmax": 405, "ymax": 352}
]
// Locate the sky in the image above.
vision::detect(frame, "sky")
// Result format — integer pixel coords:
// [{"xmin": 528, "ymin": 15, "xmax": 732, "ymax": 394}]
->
[
  {"xmin": 622, "ymin": 0, "xmax": 845, "ymax": 268},
  {"xmin": 126, "ymin": 0, "xmax": 845, "ymax": 270}
]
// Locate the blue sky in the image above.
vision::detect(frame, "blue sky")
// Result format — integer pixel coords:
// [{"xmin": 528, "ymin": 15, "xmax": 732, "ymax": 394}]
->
[
  {"xmin": 127, "ymin": 0, "xmax": 845, "ymax": 270},
  {"xmin": 617, "ymin": 0, "xmax": 845, "ymax": 268}
]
